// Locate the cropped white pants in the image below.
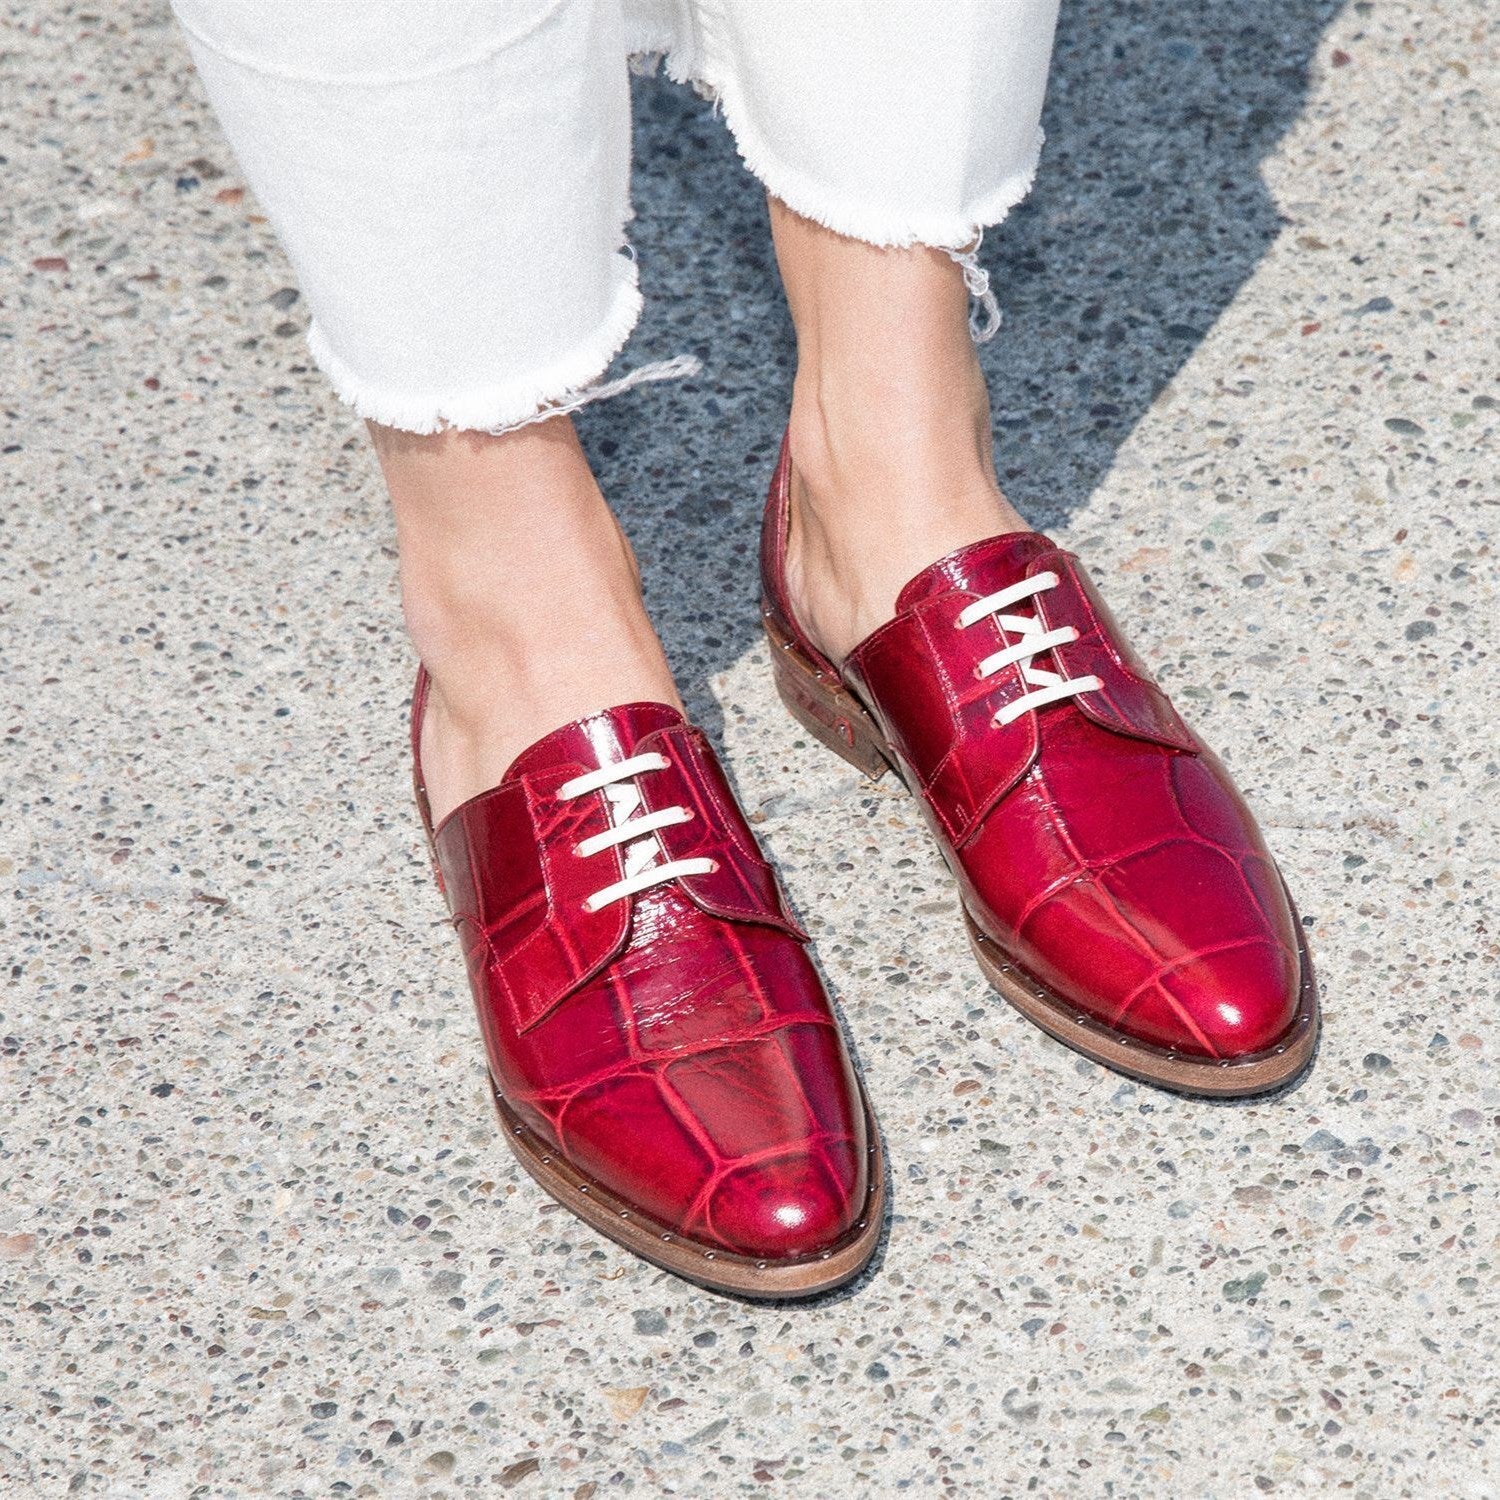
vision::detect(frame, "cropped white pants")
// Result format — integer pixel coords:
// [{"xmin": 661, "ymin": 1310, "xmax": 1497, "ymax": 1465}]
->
[{"xmin": 172, "ymin": 1, "xmax": 1061, "ymax": 434}]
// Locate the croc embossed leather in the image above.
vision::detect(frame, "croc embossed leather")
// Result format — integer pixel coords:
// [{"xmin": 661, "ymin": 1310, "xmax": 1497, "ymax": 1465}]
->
[
  {"xmin": 760, "ymin": 438, "xmax": 1318, "ymax": 1096},
  {"xmin": 411, "ymin": 668, "xmax": 883, "ymax": 1296}
]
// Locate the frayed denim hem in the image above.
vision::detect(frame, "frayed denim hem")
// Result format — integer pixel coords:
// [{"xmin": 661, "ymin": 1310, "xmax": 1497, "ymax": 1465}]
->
[
  {"xmin": 301, "ymin": 41, "xmax": 1039, "ymax": 433},
  {"xmin": 631, "ymin": 43, "xmax": 1041, "ymax": 346},
  {"xmin": 306, "ymin": 255, "xmax": 699, "ymax": 436}
]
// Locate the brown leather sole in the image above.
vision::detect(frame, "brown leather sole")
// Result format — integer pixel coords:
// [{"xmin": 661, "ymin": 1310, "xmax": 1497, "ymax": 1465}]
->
[
  {"xmin": 491, "ymin": 1079, "xmax": 886, "ymax": 1300},
  {"xmin": 765, "ymin": 606, "xmax": 1320, "ymax": 1098}
]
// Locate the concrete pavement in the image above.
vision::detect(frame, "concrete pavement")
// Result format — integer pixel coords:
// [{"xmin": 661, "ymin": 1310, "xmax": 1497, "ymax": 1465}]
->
[{"xmin": 2, "ymin": 1, "xmax": 1496, "ymax": 1494}]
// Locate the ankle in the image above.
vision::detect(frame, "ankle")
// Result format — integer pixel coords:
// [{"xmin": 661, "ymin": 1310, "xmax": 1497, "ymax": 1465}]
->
[
  {"xmin": 410, "ymin": 541, "xmax": 682, "ymax": 812},
  {"xmin": 400, "ymin": 512, "xmax": 643, "ymax": 694},
  {"xmin": 782, "ymin": 368, "xmax": 1028, "ymax": 663},
  {"xmin": 784, "ymin": 333, "xmax": 1023, "ymax": 542},
  {"xmin": 415, "ymin": 603, "xmax": 681, "ymax": 822},
  {"xmin": 786, "ymin": 345, "xmax": 994, "ymax": 485},
  {"xmin": 412, "ymin": 582, "xmax": 675, "ymax": 722},
  {"xmin": 376, "ymin": 420, "xmax": 679, "ymax": 819},
  {"xmin": 765, "ymin": 196, "xmax": 1030, "ymax": 661}
]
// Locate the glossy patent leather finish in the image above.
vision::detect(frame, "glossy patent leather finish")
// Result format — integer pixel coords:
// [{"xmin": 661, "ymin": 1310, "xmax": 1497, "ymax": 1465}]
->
[
  {"xmin": 760, "ymin": 439, "xmax": 1308, "ymax": 1065},
  {"xmin": 411, "ymin": 671, "xmax": 870, "ymax": 1263}
]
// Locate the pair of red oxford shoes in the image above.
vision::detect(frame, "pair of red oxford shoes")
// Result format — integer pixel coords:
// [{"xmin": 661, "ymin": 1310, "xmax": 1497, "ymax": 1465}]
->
[{"xmin": 412, "ymin": 438, "xmax": 1318, "ymax": 1298}]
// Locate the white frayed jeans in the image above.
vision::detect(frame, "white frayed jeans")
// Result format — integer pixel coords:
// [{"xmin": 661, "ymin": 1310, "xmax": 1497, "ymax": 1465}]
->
[{"xmin": 172, "ymin": 0, "xmax": 1060, "ymax": 435}]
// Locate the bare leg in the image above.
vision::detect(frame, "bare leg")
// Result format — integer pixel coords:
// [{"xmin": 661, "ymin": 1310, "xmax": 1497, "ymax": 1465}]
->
[
  {"xmin": 371, "ymin": 417, "xmax": 680, "ymax": 822},
  {"xmin": 770, "ymin": 198, "xmax": 1029, "ymax": 663}
]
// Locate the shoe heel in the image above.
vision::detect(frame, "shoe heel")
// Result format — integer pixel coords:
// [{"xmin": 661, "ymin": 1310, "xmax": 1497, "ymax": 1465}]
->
[{"xmin": 764, "ymin": 613, "xmax": 891, "ymax": 780}]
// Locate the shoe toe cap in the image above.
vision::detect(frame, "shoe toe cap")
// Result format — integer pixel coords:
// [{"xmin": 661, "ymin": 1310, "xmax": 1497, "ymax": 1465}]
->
[
  {"xmin": 1122, "ymin": 935, "xmax": 1303, "ymax": 1059},
  {"xmin": 1009, "ymin": 878, "xmax": 1304, "ymax": 1061},
  {"xmin": 540, "ymin": 1024, "xmax": 870, "ymax": 1259},
  {"xmin": 706, "ymin": 1146, "xmax": 867, "ymax": 1260}
]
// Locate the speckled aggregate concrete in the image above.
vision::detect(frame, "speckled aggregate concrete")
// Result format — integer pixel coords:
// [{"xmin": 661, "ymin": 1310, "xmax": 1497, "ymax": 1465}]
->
[{"xmin": 2, "ymin": 2, "xmax": 1497, "ymax": 1496}]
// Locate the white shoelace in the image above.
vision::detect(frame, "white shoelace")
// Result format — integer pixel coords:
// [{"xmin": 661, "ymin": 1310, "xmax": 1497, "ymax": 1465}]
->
[
  {"xmin": 557, "ymin": 752, "xmax": 717, "ymax": 913},
  {"xmin": 954, "ymin": 571, "xmax": 1104, "ymax": 727}
]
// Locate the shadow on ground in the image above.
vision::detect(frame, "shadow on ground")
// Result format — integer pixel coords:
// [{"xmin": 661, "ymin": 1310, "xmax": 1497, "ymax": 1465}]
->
[{"xmin": 581, "ymin": 0, "xmax": 1346, "ymax": 738}]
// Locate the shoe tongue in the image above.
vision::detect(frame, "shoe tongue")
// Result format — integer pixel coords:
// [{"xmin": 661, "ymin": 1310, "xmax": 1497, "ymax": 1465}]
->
[
  {"xmin": 504, "ymin": 702, "xmax": 687, "ymax": 784},
  {"xmin": 894, "ymin": 532, "xmax": 1055, "ymax": 612}
]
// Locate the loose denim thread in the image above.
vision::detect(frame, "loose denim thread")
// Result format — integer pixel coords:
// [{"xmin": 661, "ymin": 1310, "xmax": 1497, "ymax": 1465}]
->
[
  {"xmin": 949, "ymin": 234, "xmax": 1002, "ymax": 344},
  {"xmin": 491, "ymin": 352, "xmax": 703, "ymax": 435}
]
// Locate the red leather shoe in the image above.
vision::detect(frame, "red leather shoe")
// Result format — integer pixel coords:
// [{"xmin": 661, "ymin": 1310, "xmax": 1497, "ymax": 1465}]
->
[
  {"xmin": 760, "ymin": 439, "xmax": 1318, "ymax": 1096},
  {"xmin": 411, "ymin": 668, "xmax": 883, "ymax": 1296}
]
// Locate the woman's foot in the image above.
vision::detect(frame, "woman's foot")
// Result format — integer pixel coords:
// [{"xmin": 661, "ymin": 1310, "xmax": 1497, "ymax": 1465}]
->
[
  {"xmin": 380, "ymin": 404, "xmax": 885, "ymax": 1296},
  {"xmin": 411, "ymin": 678, "xmax": 885, "ymax": 1296},
  {"xmin": 761, "ymin": 456, "xmax": 1318, "ymax": 1093},
  {"xmin": 768, "ymin": 197, "xmax": 1029, "ymax": 665},
  {"xmin": 760, "ymin": 199, "xmax": 1318, "ymax": 1095},
  {"xmin": 371, "ymin": 416, "xmax": 681, "ymax": 822}
]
